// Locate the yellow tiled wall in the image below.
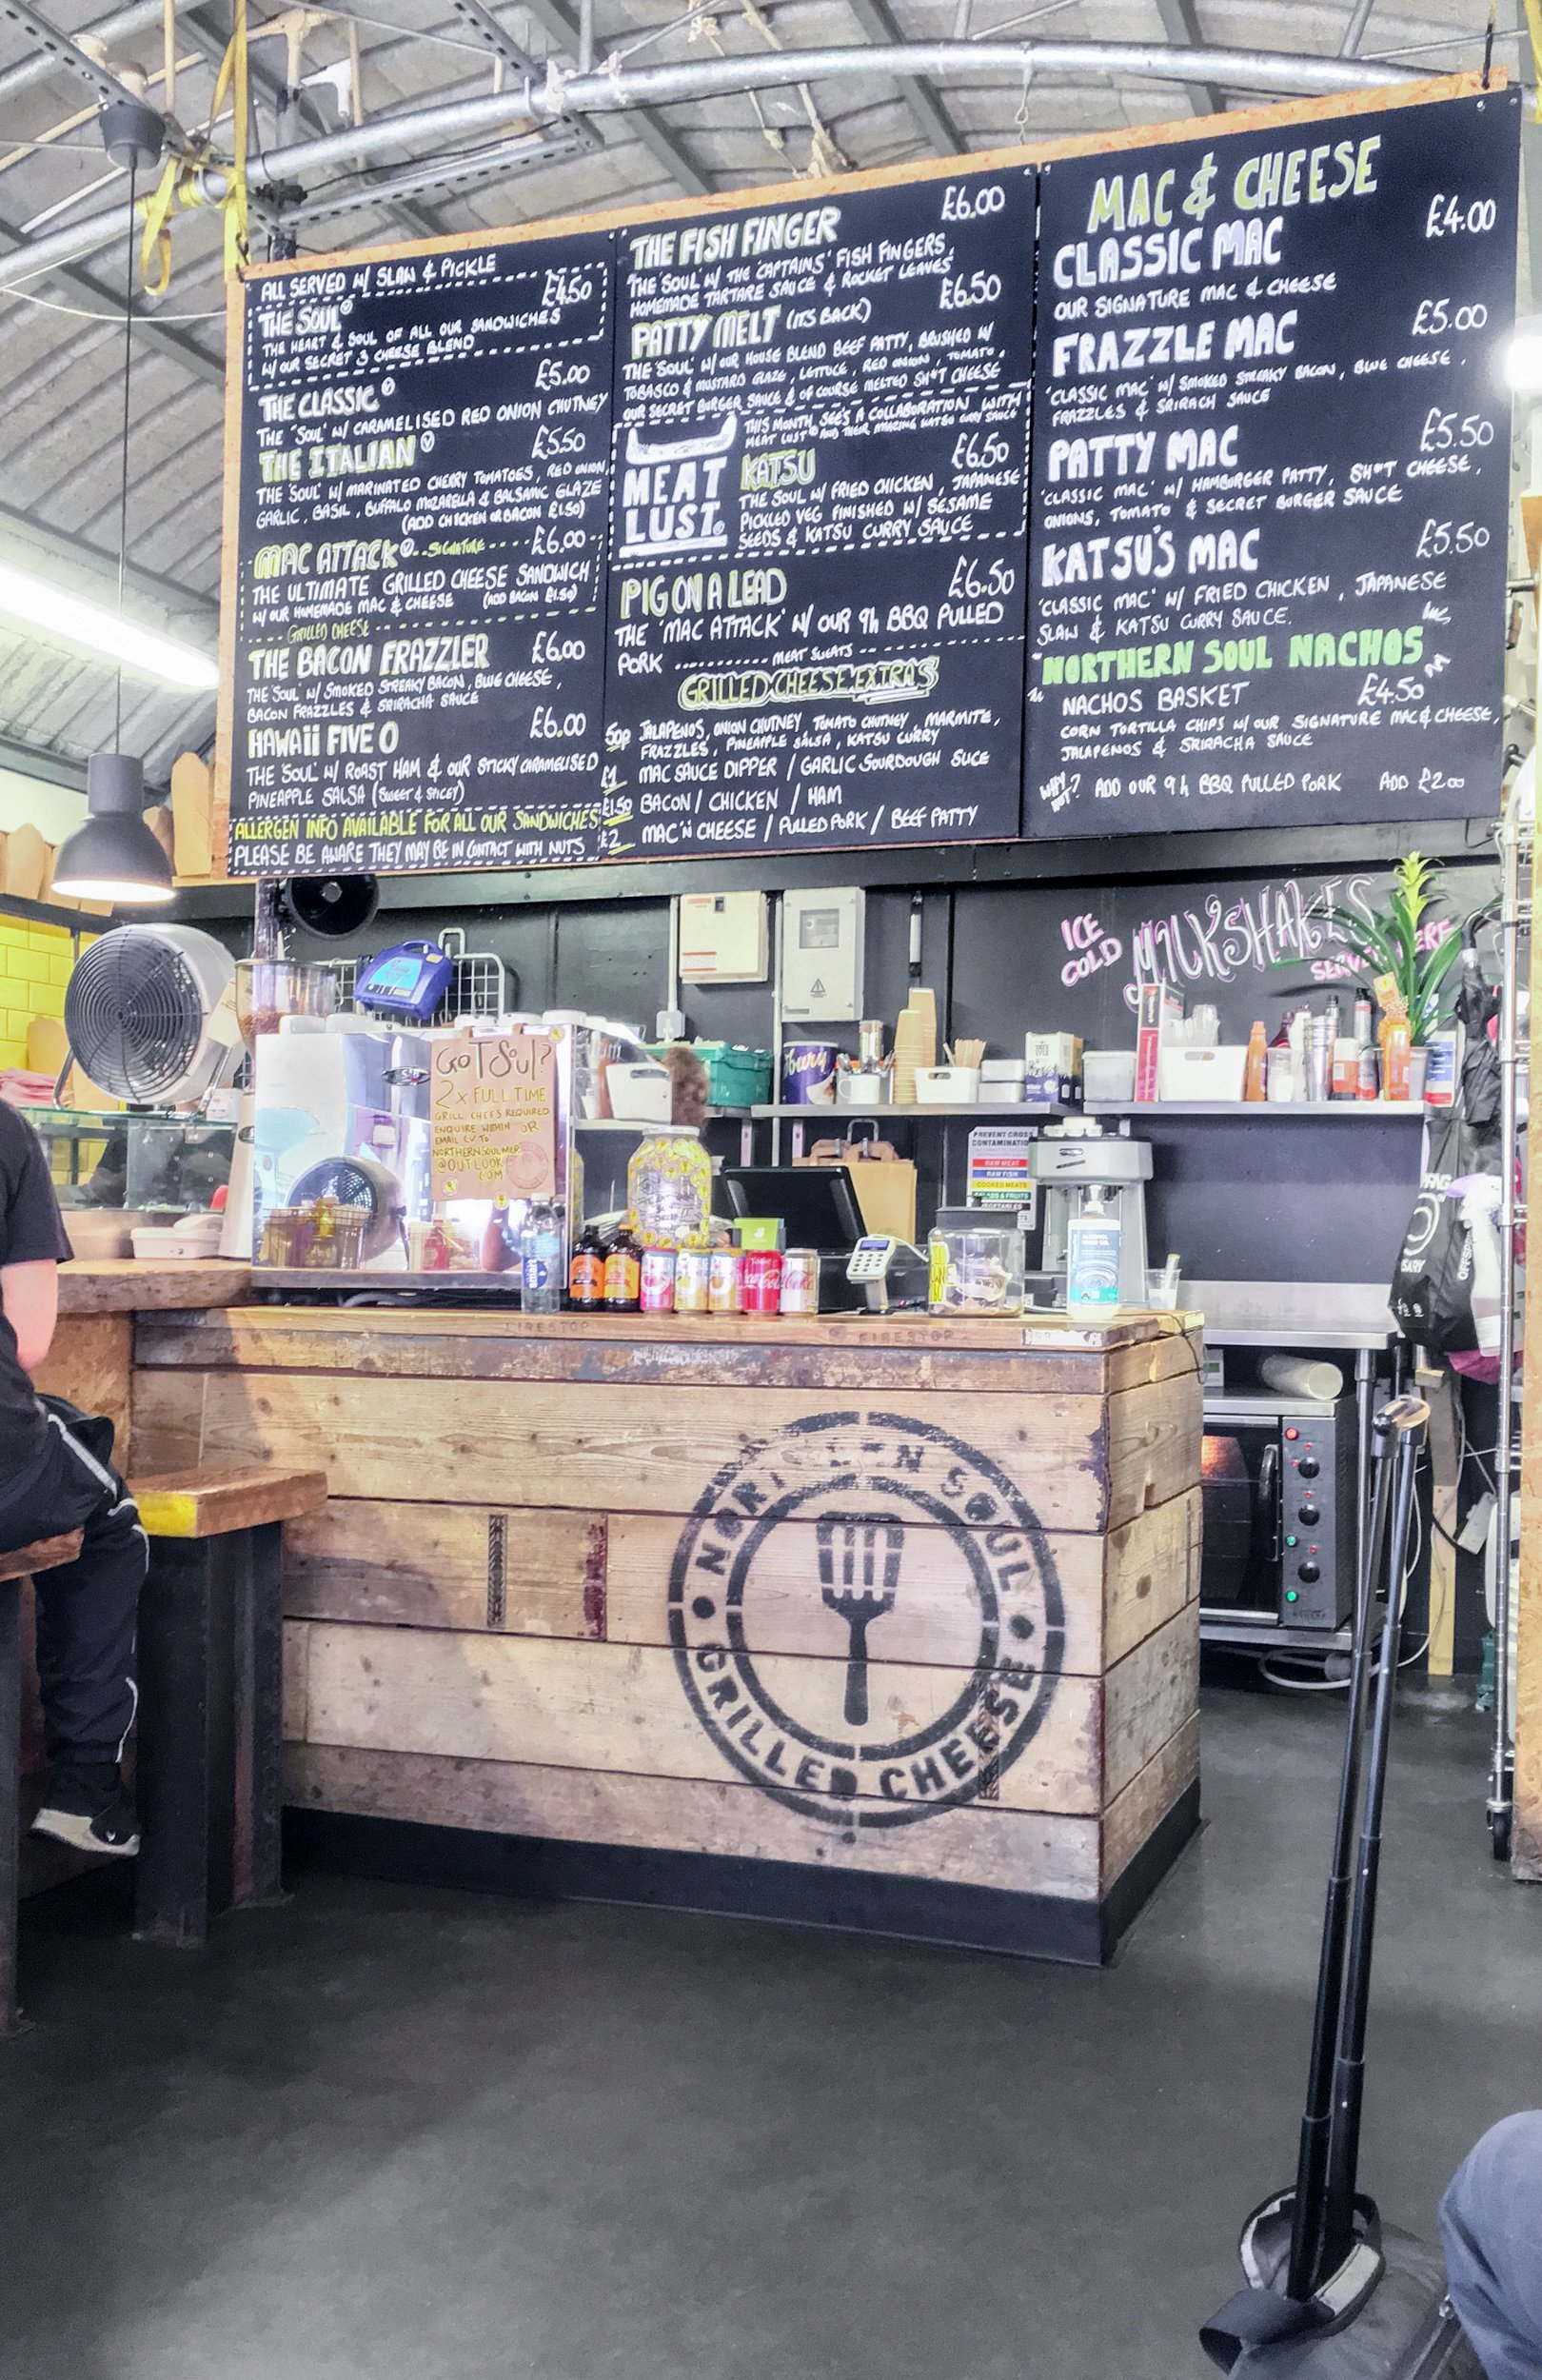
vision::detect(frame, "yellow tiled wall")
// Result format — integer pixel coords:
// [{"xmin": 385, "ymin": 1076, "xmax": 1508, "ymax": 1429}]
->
[{"xmin": 0, "ymin": 918, "xmax": 73, "ymax": 1071}]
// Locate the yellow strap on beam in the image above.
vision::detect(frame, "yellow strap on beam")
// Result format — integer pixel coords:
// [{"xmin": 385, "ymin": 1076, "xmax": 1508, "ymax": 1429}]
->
[
  {"xmin": 138, "ymin": 0, "xmax": 250, "ymax": 293},
  {"xmin": 1522, "ymin": 0, "xmax": 1542, "ymax": 118}
]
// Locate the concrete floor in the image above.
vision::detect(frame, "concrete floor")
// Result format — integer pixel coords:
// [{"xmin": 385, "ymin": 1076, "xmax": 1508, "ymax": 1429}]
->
[{"xmin": 2, "ymin": 1683, "xmax": 1539, "ymax": 2380}]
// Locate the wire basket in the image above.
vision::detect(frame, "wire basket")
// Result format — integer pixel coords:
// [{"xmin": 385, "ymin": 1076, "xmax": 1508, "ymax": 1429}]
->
[{"xmin": 324, "ymin": 927, "xmax": 510, "ymax": 1025}]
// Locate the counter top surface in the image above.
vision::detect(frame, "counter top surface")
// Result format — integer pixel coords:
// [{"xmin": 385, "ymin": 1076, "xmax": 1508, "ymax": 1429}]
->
[
  {"xmin": 177, "ymin": 1299, "xmax": 1199, "ymax": 1353},
  {"xmin": 60, "ymin": 1259, "xmax": 253, "ymax": 1315}
]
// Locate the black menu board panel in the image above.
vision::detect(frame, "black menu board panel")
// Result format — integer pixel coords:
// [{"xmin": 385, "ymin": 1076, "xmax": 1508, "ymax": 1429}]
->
[
  {"xmin": 227, "ymin": 229, "xmax": 615, "ymax": 877},
  {"xmin": 1023, "ymin": 89, "xmax": 1518, "ymax": 840},
  {"xmin": 603, "ymin": 171, "xmax": 1035, "ymax": 861}
]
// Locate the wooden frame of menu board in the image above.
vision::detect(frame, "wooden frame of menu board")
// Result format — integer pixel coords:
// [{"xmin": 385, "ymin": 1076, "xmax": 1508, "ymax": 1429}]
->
[{"xmin": 206, "ymin": 69, "xmax": 1495, "ymax": 887}]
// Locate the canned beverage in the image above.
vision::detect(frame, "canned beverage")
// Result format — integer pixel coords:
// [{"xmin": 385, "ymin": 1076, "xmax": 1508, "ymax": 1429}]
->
[
  {"xmin": 674, "ymin": 1246, "xmax": 712, "ymax": 1313},
  {"xmin": 780, "ymin": 1247, "xmax": 820, "ymax": 1314},
  {"xmin": 708, "ymin": 1247, "xmax": 742, "ymax": 1314},
  {"xmin": 640, "ymin": 1247, "xmax": 676, "ymax": 1313},
  {"xmin": 741, "ymin": 1248, "xmax": 783, "ymax": 1315}
]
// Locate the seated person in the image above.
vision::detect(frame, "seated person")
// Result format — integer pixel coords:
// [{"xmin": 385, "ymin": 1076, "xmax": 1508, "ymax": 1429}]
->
[
  {"xmin": 0, "ymin": 1101, "xmax": 142, "ymax": 1853},
  {"xmin": 1441, "ymin": 2112, "xmax": 1542, "ymax": 2380}
]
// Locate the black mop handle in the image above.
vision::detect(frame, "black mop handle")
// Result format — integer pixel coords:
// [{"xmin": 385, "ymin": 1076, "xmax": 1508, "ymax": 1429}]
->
[{"xmin": 1319, "ymin": 1398, "xmax": 1429, "ymax": 2273}]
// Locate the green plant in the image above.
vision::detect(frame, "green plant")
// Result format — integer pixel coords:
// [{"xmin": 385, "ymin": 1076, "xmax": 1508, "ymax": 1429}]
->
[{"xmin": 1332, "ymin": 853, "xmax": 1462, "ymax": 1043}]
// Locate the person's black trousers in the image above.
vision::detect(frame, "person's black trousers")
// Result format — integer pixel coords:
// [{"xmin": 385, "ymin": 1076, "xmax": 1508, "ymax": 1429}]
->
[{"xmin": 0, "ymin": 1398, "xmax": 144, "ymax": 1765}]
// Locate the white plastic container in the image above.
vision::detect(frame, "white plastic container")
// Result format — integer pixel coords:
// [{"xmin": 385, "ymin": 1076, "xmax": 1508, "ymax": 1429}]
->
[
  {"xmin": 979, "ymin": 1061, "xmax": 1025, "ymax": 1104},
  {"xmin": 1156, "ymin": 1043, "xmax": 1248, "ymax": 1102},
  {"xmin": 916, "ymin": 1066, "xmax": 981, "ymax": 1104},
  {"xmin": 1082, "ymin": 1050, "xmax": 1137, "ymax": 1103}
]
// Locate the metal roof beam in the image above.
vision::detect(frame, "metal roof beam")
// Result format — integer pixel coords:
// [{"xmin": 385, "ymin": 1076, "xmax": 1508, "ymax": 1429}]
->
[
  {"xmin": 180, "ymin": 3, "xmax": 445, "ymax": 243},
  {"xmin": 1150, "ymin": 0, "xmax": 1224, "ymax": 117},
  {"xmin": 0, "ymin": 492, "xmax": 217, "ymax": 628},
  {"xmin": 0, "ymin": 733, "xmax": 87, "ymax": 792},
  {"xmin": 842, "ymin": 0, "xmax": 963, "ymax": 155},
  {"xmin": 0, "ymin": 200, "xmax": 224, "ymax": 387},
  {"xmin": 0, "ymin": 0, "xmax": 188, "ymax": 141},
  {"xmin": 517, "ymin": 0, "xmax": 709, "ymax": 193},
  {"xmin": 0, "ymin": 0, "xmax": 198, "ymax": 102}
]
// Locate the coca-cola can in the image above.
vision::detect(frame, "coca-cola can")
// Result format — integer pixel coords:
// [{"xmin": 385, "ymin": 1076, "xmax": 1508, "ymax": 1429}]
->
[
  {"xmin": 741, "ymin": 1249, "xmax": 783, "ymax": 1315},
  {"xmin": 708, "ymin": 1248, "xmax": 742, "ymax": 1314},
  {"xmin": 640, "ymin": 1248, "xmax": 676, "ymax": 1313},
  {"xmin": 673, "ymin": 1247, "xmax": 712, "ymax": 1313},
  {"xmin": 780, "ymin": 1248, "xmax": 820, "ymax": 1313}
]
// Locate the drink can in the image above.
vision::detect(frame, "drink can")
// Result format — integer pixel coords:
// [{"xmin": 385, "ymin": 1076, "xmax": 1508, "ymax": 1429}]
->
[
  {"xmin": 708, "ymin": 1248, "xmax": 742, "ymax": 1313},
  {"xmin": 780, "ymin": 1248, "xmax": 820, "ymax": 1313},
  {"xmin": 741, "ymin": 1249, "xmax": 783, "ymax": 1314},
  {"xmin": 640, "ymin": 1248, "xmax": 676, "ymax": 1313},
  {"xmin": 674, "ymin": 1246, "xmax": 712, "ymax": 1313}
]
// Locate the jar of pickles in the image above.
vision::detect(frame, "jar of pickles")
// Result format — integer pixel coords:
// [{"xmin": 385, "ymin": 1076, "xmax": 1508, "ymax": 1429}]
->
[{"xmin": 626, "ymin": 1133, "xmax": 712, "ymax": 1250}]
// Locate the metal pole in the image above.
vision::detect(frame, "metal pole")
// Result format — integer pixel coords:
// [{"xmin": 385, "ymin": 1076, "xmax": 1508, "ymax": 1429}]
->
[{"xmin": 1490, "ymin": 806, "xmax": 1527, "ymax": 1854}]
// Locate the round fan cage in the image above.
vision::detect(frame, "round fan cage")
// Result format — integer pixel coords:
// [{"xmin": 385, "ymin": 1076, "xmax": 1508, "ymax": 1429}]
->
[{"xmin": 64, "ymin": 926, "xmax": 233, "ymax": 1104}]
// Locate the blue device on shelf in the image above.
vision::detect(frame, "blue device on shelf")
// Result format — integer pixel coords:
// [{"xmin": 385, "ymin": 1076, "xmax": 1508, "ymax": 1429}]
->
[{"xmin": 353, "ymin": 940, "xmax": 455, "ymax": 1024}]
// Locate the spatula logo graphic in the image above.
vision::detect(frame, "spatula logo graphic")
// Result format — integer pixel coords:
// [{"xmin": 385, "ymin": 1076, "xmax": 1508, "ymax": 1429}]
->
[
  {"xmin": 817, "ymin": 1514, "xmax": 902, "ymax": 1726},
  {"xmin": 669, "ymin": 1412, "xmax": 1065, "ymax": 1831}
]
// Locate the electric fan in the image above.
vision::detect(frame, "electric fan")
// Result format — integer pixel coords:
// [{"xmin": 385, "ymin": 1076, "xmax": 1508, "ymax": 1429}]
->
[{"xmin": 64, "ymin": 924, "xmax": 236, "ymax": 1104}]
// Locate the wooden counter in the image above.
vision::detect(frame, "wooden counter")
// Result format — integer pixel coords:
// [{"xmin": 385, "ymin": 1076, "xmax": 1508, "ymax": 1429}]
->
[
  {"xmin": 37, "ymin": 1259, "xmax": 251, "ymax": 1450},
  {"xmin": 130, "ymin": 1302, "xmax": 1204, "ymax": 1963}
]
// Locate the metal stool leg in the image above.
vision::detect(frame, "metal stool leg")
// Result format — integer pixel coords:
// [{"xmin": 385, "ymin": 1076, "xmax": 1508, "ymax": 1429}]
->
[
  {"xmin": 134, "ymin": 1537, "xmax": 221, "ymax": 1949},
  {"xmin": 232, "ymin": 1521, "xmax": 286, "ymax": 1912},
  {"xmin": 0, "ymin": 1580, "xmax": 24, "ymax": 2036}
]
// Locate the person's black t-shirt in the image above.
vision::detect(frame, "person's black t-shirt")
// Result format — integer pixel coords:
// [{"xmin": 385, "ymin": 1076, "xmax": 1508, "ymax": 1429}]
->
[{"xmin": 0, "ymin": 1103, "xmax": 70, "ymax": 1478}]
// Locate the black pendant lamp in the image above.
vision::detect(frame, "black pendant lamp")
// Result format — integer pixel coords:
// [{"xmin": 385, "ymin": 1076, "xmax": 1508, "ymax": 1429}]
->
[{"xmin": 50, "ymin": 91, "xmax": 175, "ymax": 907}]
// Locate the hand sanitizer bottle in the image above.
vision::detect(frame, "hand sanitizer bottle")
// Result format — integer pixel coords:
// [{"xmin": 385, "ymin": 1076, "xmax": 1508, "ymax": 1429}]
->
[{"xmin": 1067, "ymin": 1188, "xmax": 1121, "ymax": 1319}]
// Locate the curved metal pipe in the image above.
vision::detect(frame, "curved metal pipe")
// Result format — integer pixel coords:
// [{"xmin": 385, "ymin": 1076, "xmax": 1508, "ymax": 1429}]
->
[
  {"xmin": 0, "ymin": 33, "xmax": 1424, "ymax": 289},
  {"xmin": 563, "ymin": 36, "xmax": 1414, "ymax": 112}
]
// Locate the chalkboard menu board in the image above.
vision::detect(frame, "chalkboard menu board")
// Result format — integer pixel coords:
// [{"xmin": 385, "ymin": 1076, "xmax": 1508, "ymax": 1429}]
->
[
  {"xmin": 603, "ymin": 171, "xmax": 1034, "ymax": 859},
  {"xmin": 1024, "ymin": 88, "xmax": 1519, "ymax": 839},
  {"xmin": 228, "ymin": 228, "xmax": 615, "ymax": 877},
  {"xmin": 223, "ymin": 85, "xmax": 1518, "ymax": 878}
]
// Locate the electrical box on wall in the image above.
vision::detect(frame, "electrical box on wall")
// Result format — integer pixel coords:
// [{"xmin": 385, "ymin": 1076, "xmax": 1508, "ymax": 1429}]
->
[
  {"xmin": 781, "ymin": 887, "xmax": 865, "ymax": 1021},
  {"xmin": 678, "ymin": 890, "xmax": 769, "ymax": 983}
]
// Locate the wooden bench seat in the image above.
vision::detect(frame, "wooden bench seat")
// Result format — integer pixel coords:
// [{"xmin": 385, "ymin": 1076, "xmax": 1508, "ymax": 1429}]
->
[
  {"xmin": 0, "ymin": 1533, "xmax": 82, "ymax": 1585},
  {"xmin": 130, "ymin": 1466, "xmax": 327, "ymax": 1540},
  {"xmin": 2, "ymin": 1533, "xmax": 89, "ymax": 2033}
]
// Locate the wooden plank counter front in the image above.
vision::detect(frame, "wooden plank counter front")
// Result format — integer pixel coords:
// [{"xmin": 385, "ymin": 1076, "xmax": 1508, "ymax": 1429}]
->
[{"xmin": 131, "ymin": 1303, "xmax": 1204, "ymax": 1962}]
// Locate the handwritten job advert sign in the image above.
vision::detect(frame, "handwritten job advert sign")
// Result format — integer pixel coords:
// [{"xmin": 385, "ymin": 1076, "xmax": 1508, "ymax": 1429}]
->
[{"xmin": 429, "ymin": 1029, "xmax": 557, "ymax": 1201}]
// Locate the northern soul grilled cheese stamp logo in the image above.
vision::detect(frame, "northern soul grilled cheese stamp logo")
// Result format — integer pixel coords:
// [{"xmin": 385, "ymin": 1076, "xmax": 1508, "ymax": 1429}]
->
[{"xmin": 669, "ymin": 1411, "xmax": 1064, "ymax": 1830}]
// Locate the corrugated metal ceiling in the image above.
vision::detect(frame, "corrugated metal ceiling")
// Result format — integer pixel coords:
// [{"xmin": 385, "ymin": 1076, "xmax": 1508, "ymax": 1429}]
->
[{"xmin": 0, "ymin": 0, "xmax": 1524, "ymax": 784}]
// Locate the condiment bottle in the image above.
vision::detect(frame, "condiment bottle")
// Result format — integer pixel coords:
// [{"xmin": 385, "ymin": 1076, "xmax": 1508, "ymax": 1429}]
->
[
  {"xmin": 568, "ymin": 1223, "xmax": 605, "ymax": 1309},
  {"xmin": 603, "ymin": 1224, "xmax": 642, "ymax": 1313},
  {"xmin": 1266, "ymin": 1015, "xmax": 1295, "ymax": 1104},
  {"xmin": 1382, "ymin": 1018, "xmax": 1412, "ymax": 1102},
  {"xmin": 1243, "ymin": 1021, "xmax": 1267, "ymax": 1102}
]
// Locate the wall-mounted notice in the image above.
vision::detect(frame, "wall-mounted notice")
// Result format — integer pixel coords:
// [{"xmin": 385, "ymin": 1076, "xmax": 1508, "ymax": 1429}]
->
[
  {"xmin": 1024, "ymin": 89, "xmax": 1518, "ymax": 839},
  {"xmin": 428, "ymin": 1028, "xmax": 557, "ymax": 1200},
  {"xmin": 228, "ymin": 229, "xmax": 615, "ymax": 878},
  {"xmin": 604, "ymin": 171, "xmax": 1035, "ymax": 860}
]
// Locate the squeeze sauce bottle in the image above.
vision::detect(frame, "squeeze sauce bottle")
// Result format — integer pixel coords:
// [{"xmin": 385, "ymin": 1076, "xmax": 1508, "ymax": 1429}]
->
[{"xmin": 1243, "ymin": 1021, "xmax": 1267, "ymax": 1102}]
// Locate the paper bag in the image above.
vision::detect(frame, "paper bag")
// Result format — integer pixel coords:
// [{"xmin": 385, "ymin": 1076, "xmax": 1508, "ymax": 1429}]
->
[{"xmin": 797, "ymin": 1132, "xmax": 917, "ymax": 1242}]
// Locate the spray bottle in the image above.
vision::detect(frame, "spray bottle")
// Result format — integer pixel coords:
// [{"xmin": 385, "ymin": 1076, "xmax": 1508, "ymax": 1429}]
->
[{"xmin": 1067, "ymin": 1187, "xmax": 1121, "ymax": 1319}]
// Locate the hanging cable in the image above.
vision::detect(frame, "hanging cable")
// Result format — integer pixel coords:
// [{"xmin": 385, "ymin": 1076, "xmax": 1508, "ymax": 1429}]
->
[{"xmin": 114, "ymin": 154, "xmax": 137, "ymax": 753}]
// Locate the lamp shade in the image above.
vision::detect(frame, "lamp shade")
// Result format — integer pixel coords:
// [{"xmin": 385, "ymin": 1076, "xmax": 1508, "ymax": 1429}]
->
[{"xmin": 50, "ymin": 754, "xmax": 175, "ymax": 904}]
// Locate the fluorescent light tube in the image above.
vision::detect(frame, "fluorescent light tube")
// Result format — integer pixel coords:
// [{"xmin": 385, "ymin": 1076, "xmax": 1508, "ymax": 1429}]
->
[{"xmin": 0, "ymin": 557, "xmax": 219, "ymax": 690}]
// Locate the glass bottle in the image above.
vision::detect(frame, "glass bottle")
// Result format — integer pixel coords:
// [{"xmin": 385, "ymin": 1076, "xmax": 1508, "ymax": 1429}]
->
[
  {"xmin": 603, "ymin": 1224, "xmax": 642, "ymax": 1313},
  {"xmin": 568, "ymin": 1223, "xmax": 605, "ymax": 1310}
]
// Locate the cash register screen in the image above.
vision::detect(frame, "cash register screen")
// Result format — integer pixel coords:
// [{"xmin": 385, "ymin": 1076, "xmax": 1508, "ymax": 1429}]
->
[{"xmin": 720, "ymin": 1166, "xmax": 864, "ymax": 1253}]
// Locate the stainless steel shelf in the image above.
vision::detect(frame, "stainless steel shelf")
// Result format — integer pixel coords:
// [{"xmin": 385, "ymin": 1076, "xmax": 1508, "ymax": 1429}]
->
[
  {"xmin": 747, "ymin": 1101, "xmax": 1063, "ymax": 1121},
  {"xmin": 1083, "ymin": 1101, "xmax": 1428, "ymax": 1119}
]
